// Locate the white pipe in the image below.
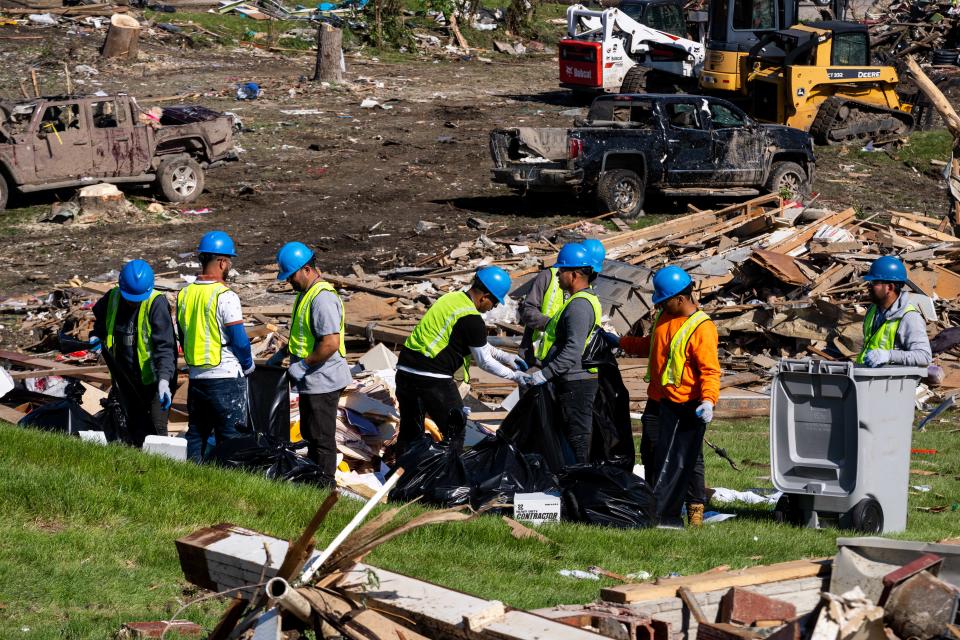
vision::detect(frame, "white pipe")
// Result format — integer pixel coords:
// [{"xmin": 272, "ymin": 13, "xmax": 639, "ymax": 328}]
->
[
  {"xmin": 298, "ymin": 468, "xmax": 404, "ymax": 584},
  {"xmin": 266, "ymin": 577, "xmax": 312, "ymax": 623}
]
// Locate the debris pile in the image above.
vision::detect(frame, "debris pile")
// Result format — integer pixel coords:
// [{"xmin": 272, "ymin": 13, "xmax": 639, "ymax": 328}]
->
[{"xmin": 870, "ymin": 0, "xmax": 960, "ymax": 66}]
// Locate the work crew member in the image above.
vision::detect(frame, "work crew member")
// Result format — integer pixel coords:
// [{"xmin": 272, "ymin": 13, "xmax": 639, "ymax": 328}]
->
[
  {"xmin": 604, "ymin": 266, "xmax": 720, "ymax": 527},
  {"xmin": 523, "ymin": 243, "xmax": 603, "ymax": 464},
  {"xmin": 518, "ymin": 238, "xmax": 606, "ymax": 365},
  {"xmin": 857, "ymin": 256, "xmax": 932, "ymax": 368},
  {"xmin": 396, "ymin": 266, "xmax": 529, "ymax": 455},
  {"xmin": 268, "ymin": 242, "xmax": 352, "ymax": 487},
  {"xmin": 177, "ymin": 231, "xmax": 255, "ymax": 462},
  {"xmin": 91, "ymin": 259, "xmax": 177, "ymax": 447}
]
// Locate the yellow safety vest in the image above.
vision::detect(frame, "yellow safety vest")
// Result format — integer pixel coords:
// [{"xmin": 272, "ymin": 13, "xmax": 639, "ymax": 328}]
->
[
  {"xmin": 105, "ymin": 287, "xmax": 163, "ymax": 385},
  {"xmin": 404, "ymin": 290, "xmax": 480, "ymax": 380},
  {"xmin": 288, "ymin": 280, "xmax": 346, "ymax": 359},
  {"xmin": 176, "ymin": 281, "xmax": 230, "ymax": 367},
  {"xmin": 535, "ymin": 289, "xmax": 602, "ymax": 363},
  {"xmin": 856, "ymin": 303, "xmax": 918, "ymax": 364},
  {"xmin": 531, "ymin": 267, "xmax": 564, "ymax": 348},
  {"xmin": 645, "ymin": 309, "xmax": 711, "ymax": 387}
]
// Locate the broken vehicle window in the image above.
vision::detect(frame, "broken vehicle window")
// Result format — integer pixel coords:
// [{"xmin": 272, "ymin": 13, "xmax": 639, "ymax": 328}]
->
[
  {"xmin": 645, "ymin": 3, "xmax": 686, "ymax": 37},
  {"xmin": 91, "ymin": 100, "xmax": 125, "ymax": 128},
  {"xmin": 666, "ymin": 103, "xmax": 702, "ymax": 129},
  {"xmin": 733, "ymin": 0, "xmax": 775, "ymax": 30},
  {"xmin": 40, "ymin": 103, "xmax": 82, "ymax": 133},
  {"xmin": 709, "ymin": 103, "xmax": 748, "ymax": 128},
  {"xmin": 4, "ymin": 103, "xmax": 36, "ymax": 135}
]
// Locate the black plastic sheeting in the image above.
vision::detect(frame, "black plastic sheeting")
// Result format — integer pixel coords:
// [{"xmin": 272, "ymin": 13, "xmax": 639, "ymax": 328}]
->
[
  {"xmin": 213, "ymin": 432, "xmax": 329, "ymax": 486},
  {"xmin": 390, "ymin": 433, "xmax": 558, "ymax": 509},
  {"xmin": 560, "ymin": 464, "xmax": 656, "ymax": 528},
  {"xmin": 246, "ymin": 366, "xmax": 291, "ymax": 442},
  {"xmin": 18, "ymin": 399, "xmax": 101, "ymax": 435}
]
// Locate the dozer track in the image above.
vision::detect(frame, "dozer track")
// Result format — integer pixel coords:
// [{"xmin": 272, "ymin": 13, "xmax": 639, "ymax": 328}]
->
[{"xmin": 809, "ymin": 95, "xmax": 914, "ymax": 145}]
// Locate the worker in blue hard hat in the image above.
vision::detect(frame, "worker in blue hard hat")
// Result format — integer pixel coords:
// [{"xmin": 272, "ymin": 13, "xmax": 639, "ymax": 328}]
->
[
  {"xmin": 581, "ymin": 238, "xmax": 607, "ymax": 274},
  {"xmin": 396, "ymin": 265, "xmax": 529, "ymax": 455},
  {"xmin": 90, "ymin": 259, "xmax": 177, "ymax": 447},
  {"xmin": 857, "ymin": 256, "xmax": 931, "ymax": 368},
  {"xmin": 176, "ymin": 231, "xmax": 255, "ymax": 462},
  {"xmin": 266, "ymin": 242, "xmax": 351, "ymax": 486},
  {"xmin": 602, "ymin": 265, "xmax": 720, "ymax": 527},
  {"xmin": 521, "ymin": 243, "xmax": 604, "ymax": 464}
]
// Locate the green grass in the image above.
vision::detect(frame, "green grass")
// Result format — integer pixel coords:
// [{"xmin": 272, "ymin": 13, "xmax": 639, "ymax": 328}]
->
[
  {"xmin": 895, "ymin": 129, "xmax": 954, "ymax": 170},
  {"xmin": 2, "ymin": 411, "xmax": 958, "ymax": 638},
  {"xmin": 0, "ymin": 205, "xmax": 45, "ymax": 236}
]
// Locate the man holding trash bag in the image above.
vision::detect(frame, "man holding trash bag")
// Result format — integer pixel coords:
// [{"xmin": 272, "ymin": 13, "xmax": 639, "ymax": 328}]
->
[
  {"xmin": 857, "ymin": 256, "xmax": 931, "ymax": 368},
  {"xmin": 91, "ymin": 259, "xmax": 177, "ymax": 447},
  {"xmin": 267, "ymin": 241, "xmax": 351, "ymax": 487},
  {"xmin": 603, "ymin": 266, "xmax": 720, "ymax": 526},
  {"xmin": 396, "ymin": 266, "xmax": 529, "ymax": 455}
]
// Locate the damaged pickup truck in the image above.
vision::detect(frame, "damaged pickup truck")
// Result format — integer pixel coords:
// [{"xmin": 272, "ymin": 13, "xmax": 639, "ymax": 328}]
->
[
  {"xmin": 0, "ymin": 94, "xmax": 237, "ymax": 210},
  {"xmin": 490, "ymin": 94, "xmax": 815, "ymax": 218}
]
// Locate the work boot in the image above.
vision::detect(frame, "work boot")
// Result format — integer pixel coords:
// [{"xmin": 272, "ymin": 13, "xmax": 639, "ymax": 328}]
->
[{"xmin": 687, "ymin": 502, "xmax": 704, "ymax": 527}]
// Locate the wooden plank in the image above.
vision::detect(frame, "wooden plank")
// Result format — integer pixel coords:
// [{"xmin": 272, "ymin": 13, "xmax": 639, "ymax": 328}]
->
[
  {"xmin": 600, "ymin": 558, "xmax": 831, "ymax": 604},
  {"xmin": 0, "ymin": 404, "xmax": 26, "ymax": 424},
  {"xmin": 809, "ymin": 264, "xmax": 854, "ymax": 297},
  {"xmin": 766, "ymin": 208, "xmax": 855, "ymax": 255},
  {"xmin": 890, "ymin": 215, "xmax": 960, "ymax": 243},
  {"xmin": 0, "ymin": 351, "xmax": 112, "ymax": 384},
  {"xmin": 320, "ymin": 272, "xmax": 419, "ymax": 301},
  {"xmin": 8, "ymin": 364, "xmax": 111, "ymax": 381}
]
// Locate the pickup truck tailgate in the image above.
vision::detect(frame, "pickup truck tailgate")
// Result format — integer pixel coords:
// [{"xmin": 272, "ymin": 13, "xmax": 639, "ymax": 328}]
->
[{"xmin": 489, "ymin": 128, "xmax": 582, "ymax": 190}]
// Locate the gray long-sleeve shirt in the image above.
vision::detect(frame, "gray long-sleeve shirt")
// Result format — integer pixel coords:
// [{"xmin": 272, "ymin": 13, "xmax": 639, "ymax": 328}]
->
[
  {"xmin": 518, "ymin": 268, "xmax": 556, "ymax": 358},
  {"xmin": 92, "ymin": 292, "xmax": 177, "ymax": 386},
  {"xmin": 541, "ymin": 292, "xmax": 598, "ymax": 382},
  {"xmin": 866, "ymin": 291, "xmax": 932, "ymax": 367}
]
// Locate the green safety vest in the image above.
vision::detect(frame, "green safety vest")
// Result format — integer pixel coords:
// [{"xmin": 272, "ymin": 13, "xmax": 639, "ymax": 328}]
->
[
  {"xmin": 535, "ymin": 288, "xmax": 602, "ymax": 364},
  {"xmin": 531, "ymin": 267, "xmax": 565, "ymax": 349},
  {"xmin": 644, "ymin": 309, "xmax": 711, "ymax": 387},
  {"xmin": 105, "ymin": 287, "xmax": 163, "ymax": 385},
  {"xmin": 288, "ymin": 280, "xmax": 346, "ymax": 359},
  {"xmin": 856, "ymin": 303, "xmax": 918, "ymax": 364},
  {"xmin": 176, "ymin": 281, "xmax": 230, "ymax": 367},
  {"xmin": 404, "ymin": 290, "xmax": 480, "ymax": 380}
]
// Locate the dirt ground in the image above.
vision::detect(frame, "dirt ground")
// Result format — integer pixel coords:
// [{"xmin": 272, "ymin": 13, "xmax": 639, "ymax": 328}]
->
[{"xmin": 0, "ymin": 17, "xmax": 954, "ymax": 305}]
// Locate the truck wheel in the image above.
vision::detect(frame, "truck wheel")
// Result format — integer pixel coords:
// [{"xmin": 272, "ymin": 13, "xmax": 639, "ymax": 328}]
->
[
  {"xmin": 156, "ymin": 157, "xmax": 205, "ymax": 203},
  {"xmin": 620, "ymin": 66, "xmax": 648, "ymax": 94},
  {"xmin": 849, "ymin": 498, "xmax": 884, "ymax": 534},
  {"xmin": 597, "ymin": 169, "xmax": 645, "ymax": 218},
  {"xmin": 764, "ymin": 161, "xmax": 809, "ymax": 199},
  {"xmin": 0, "ymin": 174, "xmax": 7, "ymax": 211}
]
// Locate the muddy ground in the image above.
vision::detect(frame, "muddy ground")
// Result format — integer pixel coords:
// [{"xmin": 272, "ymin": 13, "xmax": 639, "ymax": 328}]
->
[{"xmin": 0, "ymin": 15, "xmax": 953, "ymax": 308}]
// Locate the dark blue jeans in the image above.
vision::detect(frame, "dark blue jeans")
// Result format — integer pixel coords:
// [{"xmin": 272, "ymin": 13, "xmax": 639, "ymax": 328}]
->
[{"xmin": 185, "ymin": 376, "xmax": 250, "ymax": 462}]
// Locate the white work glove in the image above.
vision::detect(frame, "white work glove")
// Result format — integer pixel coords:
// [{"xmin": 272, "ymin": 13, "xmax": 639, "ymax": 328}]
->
[
  {"xmin": 461, "ymin": 406, "xmax": 472, "ymax": 420},
  {"xmin": 864, "ymin": 350, "xmax": 891, "ymax": 368},
  {"xmin": 287, "ymin": 359, "xmax": 309, "ymax": 382},
  {"xmin": 242, "ymin": 364, "xmax": 256, "ymax": 376},
  {"xmin": 513, "ymin": 356, "xmax": 529, "ymax": 371},
  {"xmin": 529, "ymin": 370, "xmax": 547, "ymax": 386},
  {"xmin": 266, "ymin": 350, "xmax": 286, "ymax": 367},
  {"xmin": 695, "ymin": 401, "xmax": 714, "ymax": 424},
  {"xmin": 157, "ymin": 379, "xmax": 172, "ymax": 411}
]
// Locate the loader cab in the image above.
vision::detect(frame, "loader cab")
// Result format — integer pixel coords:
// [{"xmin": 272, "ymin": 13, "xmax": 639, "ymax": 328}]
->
[
  {"xmin": 749, "ymin": 22, "xmax": 870, "ymax": 68},
  {"xmin": 615, "ymin": 0, "xmax": 687, "ymax": 38}
]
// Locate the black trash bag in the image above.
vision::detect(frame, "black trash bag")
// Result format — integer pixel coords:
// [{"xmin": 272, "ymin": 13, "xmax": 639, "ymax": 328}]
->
[
  {"xmin": 462, "ymin": 434, "xmax": 559, "ymax": 509},
  {"xmin": 95, "ymin": 393, "xmax": 129, "ymax": 443},
  {"xmin": 389, "ymin": 436, "xmax": 472, "ymax": 507},
  {"xmin": 212, "ymin": 432, "xmax": 328, "ymax": 486},
  {"xmin": 246, "ymin": 366, "xmax": 291, "ymax": 441},
  {"xmin": 560, "ymin": 464, "xmax": 656, "ymax": 528},
  {"xmin": 498, "ymin": 385, "xmax": 570, "ymax": 472},
  {"xmin": 590, "ymin": 362, "xmax": 635, "ymax": 472},
  {"xmin": 18, "ymin": 399, "xmax": 100, "ymax": 434}
]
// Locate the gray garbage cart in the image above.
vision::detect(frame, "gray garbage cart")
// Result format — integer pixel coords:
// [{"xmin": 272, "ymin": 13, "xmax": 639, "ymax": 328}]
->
[{"xmin": 769, "ymin": 359, "xmax": 924, "ymax": 533}]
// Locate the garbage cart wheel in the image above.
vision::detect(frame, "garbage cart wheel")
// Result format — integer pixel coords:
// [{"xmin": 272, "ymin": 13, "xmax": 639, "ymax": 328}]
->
[
  {"xmin": 156, "ymin": 157, "xmax": 205, "ymax": 203},
  {"xmin": 597, "ymin": 169, "xmax": 645, "ymax": 219},
  {"xmin": 849, "ymin": 498, "xmax": 884, "ymax": 533},
  {"xmin": 773, "ymin": 495, "xmax": 803, "ymax": 526}
]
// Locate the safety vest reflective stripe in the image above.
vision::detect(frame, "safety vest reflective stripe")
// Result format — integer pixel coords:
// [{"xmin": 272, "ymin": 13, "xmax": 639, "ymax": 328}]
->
[
  {"xmin": 289, "ymin": 280, "xmax": 346, "ymax": 359},
  {"xmin": 644, "ymin": 309, "xmax": 711, "ymax": 387},
  {"xmin": 105, "ymin": 287, "xmax": 163, "ymax": 385},
  {"xmin": 536, "ymin": 289, "xmax": 602, "ymax": 362},
  {"xmin": 404, "ymin": 290, "xmax": 480, "ymax": 379},
  {"xmin": 531, "ymin": 268, "xmax": 564, "ymax": 347},
  {"xmin": 176, "ymin": 282, "xmax": 229, "ymax": 367},
  {"xmin": 856, "ymin": 304, "xmax": 918, "ymax": 364}
]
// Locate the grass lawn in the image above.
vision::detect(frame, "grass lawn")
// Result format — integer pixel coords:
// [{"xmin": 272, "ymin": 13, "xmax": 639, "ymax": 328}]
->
[{"xmin": 1, "ymin": 411, "xmax": 958, "ymax": 639}]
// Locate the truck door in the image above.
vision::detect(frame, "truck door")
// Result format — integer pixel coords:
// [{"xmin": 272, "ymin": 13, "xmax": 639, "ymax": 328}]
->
[
  {"xmin": 34, "ymin": 101, "xmax": 95, "ymax": 181},
  {"xmin": 706, "ymin": 100, "xmax": 765, "ymax": 185},
  {"xmin": 663, "ymin": 100, "xmax": 713, "ymax": 185},
  {"xmin": 89, "ymin": 98, "xmax": 143, "ymax": 177}
]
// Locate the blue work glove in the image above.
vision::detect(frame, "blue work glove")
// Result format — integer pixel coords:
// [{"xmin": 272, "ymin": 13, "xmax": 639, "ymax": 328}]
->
[
  {"xmin": 529, "ymin": 370, "xmax": 547, "ymax": 386},
  {"xmin": 601, "ymin": 331, "xmax": 621, "ymax": 348},
  {"xmin": 88, "ymin": 336, "xmax": 102, "ymax": 353},
  {"xmin": 461, "ymin": 406, "xmax": 472, "ymax": 419},
  {"xmin": 157, "ymin": 379, "xmax": 172, "ymax": 411},
  {"xmin": 695, "ymin": 401, "xmax": 714, "ymax": 424},
  {"xmin": 864, "ymin": 350, "xmax": 891, "ymax": 368},
  {"xmin": 287, "ymin": 359, "xmax": 309, "ymax": 382},
  {"xmin": 513, "ymin": 356, "xmax": 529, "ymax": 371}
]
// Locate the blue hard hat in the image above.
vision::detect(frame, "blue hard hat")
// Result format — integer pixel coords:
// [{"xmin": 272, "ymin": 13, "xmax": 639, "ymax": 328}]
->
[
  {"xmin": 581, "ymin": 238, "xmax": 606, "ymax": 273},
  {"xmin": 652, "ymin": 265, "xmax": 693, "ymax": 304},
  {"xmin": 476, "ymin": 266, "xmax": 511, "ymax": 304},
  {"xmin": 554, "ymin": 243, "xmax": 593, "ymax": 270},
  {"xmin": 276, "ymin": 241, "xmax": 314, "ymax": 280},
  {"xmin": 863, "ymin": 255, "xmax": 907, "ymax": 283},
  {"xmin": 197, "ymin": 230, "xmax": 237, "ymax": 257},
  {"xmin": 118, "ymin": 259, "xmax": 155, "ymax": 302}
]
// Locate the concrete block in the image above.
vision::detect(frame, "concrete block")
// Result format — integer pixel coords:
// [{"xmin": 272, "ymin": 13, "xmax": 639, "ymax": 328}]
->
[
  {"xmin": 142, "ymin": 435, "xmax": 187, "ymax": 461},
  {"xmin": 358, "ymin": 343, "xmax": 398, "ymax": 371},
  {"xmin": 830, "ymin": 547, "xmax": 898, "ymax": 604}
]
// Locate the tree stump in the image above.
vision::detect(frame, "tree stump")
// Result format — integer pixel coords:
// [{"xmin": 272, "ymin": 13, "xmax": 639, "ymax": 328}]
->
[
  {"xmin": 313, "ymin": 23, "xmax": 343, "ymax": 82},
  {"xmin": 101, "ymin": 13, "xmax": 140, "ymax": 61}
]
